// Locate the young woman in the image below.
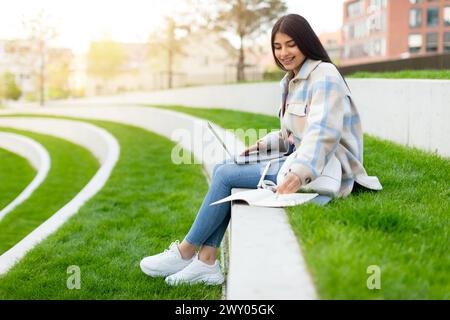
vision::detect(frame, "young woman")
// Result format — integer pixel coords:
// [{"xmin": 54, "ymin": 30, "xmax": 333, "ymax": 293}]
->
[{"xmin": 140, "ymin": 14, "xmax": 381, "ymax": 286}]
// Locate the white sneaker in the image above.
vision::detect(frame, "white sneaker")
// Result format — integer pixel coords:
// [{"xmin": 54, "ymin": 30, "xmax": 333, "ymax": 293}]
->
[
  {"xmin": 165, "ymin": 255, "xmax": 225, "ymax": 286},
  {"xmin": 140, "ymin": 240, "xmax": 194, "ymax": 277}
]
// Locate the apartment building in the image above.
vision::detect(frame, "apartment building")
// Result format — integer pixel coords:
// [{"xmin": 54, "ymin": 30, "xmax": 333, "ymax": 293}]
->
[{"xmin": 341, "ymin": 0, "xmax": 450, "ymax": 66}]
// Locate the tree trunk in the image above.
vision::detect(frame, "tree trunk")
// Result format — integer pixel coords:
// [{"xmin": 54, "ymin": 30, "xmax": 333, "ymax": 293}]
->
[
  {"xmin": 168, "ymin": 48, "xmax": 173, "ymax": 89},
  {"xmin": 167, "ymin": 18, "xmax": 175, "ymax": 89},
  {"xmin": 237, "ymin": 35, "xmax": 245, "ymax": 82},
  {"xmin": 39, "ymin": 40, "xmax": 45, "ymax": 106}
]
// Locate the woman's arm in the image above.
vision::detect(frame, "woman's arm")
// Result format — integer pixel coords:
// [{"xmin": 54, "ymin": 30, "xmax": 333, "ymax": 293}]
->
[{"xmin": 257, "ymin": 130, "xmax": 289, "ymax": 153}]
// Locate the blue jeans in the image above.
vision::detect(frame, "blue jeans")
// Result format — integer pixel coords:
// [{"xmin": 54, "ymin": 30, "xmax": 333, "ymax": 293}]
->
[
  {"xmin": 184, "ymin": 159, "xmax": 282, "ymax": 248},
  {"xmin": 184, "ymin": 159, "xmax": 331, "ymax": 248}
]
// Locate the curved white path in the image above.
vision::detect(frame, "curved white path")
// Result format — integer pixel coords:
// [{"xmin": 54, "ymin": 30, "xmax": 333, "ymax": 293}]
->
[
  {"xmin": 0, "ymin": 106, "xmax": 318, "ymax": 299},
  {"xmin": 0, "ymin": 117, "xmax": 120, "ymax": 275},
  {"xmin": 0, "ymin": 132, "xmax": 51, "ymax": 222}
]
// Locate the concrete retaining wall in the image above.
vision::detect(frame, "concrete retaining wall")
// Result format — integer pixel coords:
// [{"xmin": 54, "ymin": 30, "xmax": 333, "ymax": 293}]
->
[{"xmin": 60, "ymin": 79, "xmax": 448, "ymax": 157}]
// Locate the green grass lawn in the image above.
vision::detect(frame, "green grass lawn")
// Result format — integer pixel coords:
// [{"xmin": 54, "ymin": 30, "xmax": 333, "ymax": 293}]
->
[
  {"xmin": 0, "ymin": 147, "xmax": 35, "ymax": 211},
  {"xmin": 347, "ymin": 70, "xmax": 450, "ymax": 80},
  {"xmin": 0, "ymin": 128, "xmax": 99, "ymax": 254},
  {"xmin": 149, "ymin": 105, "xmax": 450, "ymax": 300},
  {"xmin": 197, "ymin": 69, "xmax": 450, "ymax": 85},
  {"xmin": 0, "ymin": 117, "xmax": 221, "ymax": 299}
]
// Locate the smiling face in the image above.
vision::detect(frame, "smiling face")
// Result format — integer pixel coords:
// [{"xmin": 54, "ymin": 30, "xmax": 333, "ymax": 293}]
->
[{"xmin": 273, "ymin": 32, "xmax": 306, "ymax": 75}]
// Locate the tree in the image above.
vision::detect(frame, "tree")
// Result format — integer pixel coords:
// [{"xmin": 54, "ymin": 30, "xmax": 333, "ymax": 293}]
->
[
  {"xmin": 47, "ymin": 48, "xmax": 73, "ymax": 99},
  {"xmin": 87, "ymin": 40, "xmax": 126, "ymax": 93},
  {"xmin": 207, "ymin": 0, "xmax": 287, "ymax": 81},
  {"xmin": 147, "ymin": 16, "xmax": 192, "ymax": 89},
  {"xmin": 148, "ymin": 1, "xmax": 209, "ymax": 89},
  {"xmin": 0, "ymin": 72, "xmax": 22, "ymax": 101},
  {"xmin": 163, "ymin": 17, "xmax": 191, "ymax": 89},
  {"xmin": 23, "ymin": 10, "xmax": 58, "ymax": 106}
]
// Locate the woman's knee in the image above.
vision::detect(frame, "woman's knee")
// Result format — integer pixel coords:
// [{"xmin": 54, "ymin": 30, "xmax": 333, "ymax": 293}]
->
[
  {"xmin": 212, "ymin": 162, "xmax": 225, "ymax": 177},
  {"xmin": 212, "ymin": 162, "xmax": 237, "ymax": 185}
]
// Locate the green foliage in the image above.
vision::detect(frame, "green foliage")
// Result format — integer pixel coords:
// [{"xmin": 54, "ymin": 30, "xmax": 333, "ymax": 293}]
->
[
  {"xmin": 87, "ymin": 40, "xmax": 126, "ymax": 79},
  {"xmin": 263, "ymin": 69, "xmax": 285, "ymax": 81},
  {"xmin": 211, "ymin": 0, "xmax": 287, "ymax": 38},
  {"xmin": 208, "ymin": 0, "xmax": 287, "ymax": 81},
  {"xmin": 0, "ymin": 148, "xmax": 35, "ymax": 211},
  {"xmin": 47, "ymin": 87, "xmax": 70, "ymax": 100},
  {"xmin": 348, "ymin": 69, "xmax": 450, "ymax": 80},
  {"xmin": 70, "ymin": 87, "xmax": 85, "ymax": 98},
  {"xmin": 25, "ymin": 92, "xmax": 37, "ymax": 102},
  {"xmin": 0, "ymin": 72, "xmax": 22, "ymax": 100},
  {"xmin": 47, "ymin": 49, "xmax": 72, "ymax": 100}
]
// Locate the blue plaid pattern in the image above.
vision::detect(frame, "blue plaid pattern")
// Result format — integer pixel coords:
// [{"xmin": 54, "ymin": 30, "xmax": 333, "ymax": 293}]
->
[{"xmin": 259, "ymin": 59, "xmax": 382, "ymax": 197}]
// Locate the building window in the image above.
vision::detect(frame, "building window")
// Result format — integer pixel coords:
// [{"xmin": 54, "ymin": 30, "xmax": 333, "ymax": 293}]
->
[
  {"xmin": 348, "ymin": 24, "xmax": 354, "ymax": 39},
  {"xmin": 426, "ymin": 32, "xmax": 439, "ymax": 52},
  {"xmin": 369, "ymin": 0, "xmax": 387, "ymax": 12},
  {"xmin": 408, "ymin": 34, "xmax": 422, "ymax": 53},
  {"xmin": 427, "ymin": 8, "xmax": 439, "ymax": 27},
  {"xmin": 356, "ymin": 21, "xmax": 368, "ymax": 39},
  {"xmin": 444, "ymin": 32, "xmax": 450, "ymax": 52},
  {"xmin": 343, "ymin": 24, "xmax": 354, "ymax": 40},
  {"xmin": 410, "ymin": 9, "xmax": 422, "ymax": 27},
  {"xmin": 347, "ymin": 0, "xmax": 365, "ymax": 18},
  {"xmin": 445, "ymin": 7, "xmax": 450, "ymax": 26},
  {"xmin": 366, "ymin": 38, "xmax": 386, "ymax": 56},
  {"xmin": 348, "ymin": 44, "xmax": 367, "ymax": 59}
]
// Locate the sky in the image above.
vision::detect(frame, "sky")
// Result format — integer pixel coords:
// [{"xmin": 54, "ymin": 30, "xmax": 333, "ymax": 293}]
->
[{"xmin": 0, "ymin": 0, "xmax": 345, "ymax": 54}]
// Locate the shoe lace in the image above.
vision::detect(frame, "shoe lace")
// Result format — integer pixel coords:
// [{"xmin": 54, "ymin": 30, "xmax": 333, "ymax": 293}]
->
[{"xmin": 163, "ymin": 240, "xmax": 180, "ymax": 254}]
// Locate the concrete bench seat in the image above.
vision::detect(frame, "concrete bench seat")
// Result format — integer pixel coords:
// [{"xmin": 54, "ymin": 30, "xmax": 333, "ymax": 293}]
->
[
  {"xmin": 225, "ymin": 188, "xmax": 318, "ymax": 300},
  {"xmin": 0, "ymin": 132, "xmax": 50, "ymax": 222}
]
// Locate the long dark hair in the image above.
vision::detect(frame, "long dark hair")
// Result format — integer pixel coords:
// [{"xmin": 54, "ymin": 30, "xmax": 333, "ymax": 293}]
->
[{"xmin": 271, "ymin": 14, "xmax": 349, "ymax": 90}]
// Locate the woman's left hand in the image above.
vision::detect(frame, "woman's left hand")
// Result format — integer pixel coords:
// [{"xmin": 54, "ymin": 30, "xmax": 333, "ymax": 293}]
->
[{"xmin": 276, "ymin": 173, "xmax": 302, "ymax": 194}]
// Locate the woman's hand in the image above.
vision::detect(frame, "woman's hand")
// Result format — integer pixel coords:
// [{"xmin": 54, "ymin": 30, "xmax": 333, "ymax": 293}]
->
[
  {"xmin": 240, "ymin": 142, "xmax": 259, "ymax": 156},
  {"xmin": 276, "ymin": 172, "xmax": 302, "ymax": 194}
]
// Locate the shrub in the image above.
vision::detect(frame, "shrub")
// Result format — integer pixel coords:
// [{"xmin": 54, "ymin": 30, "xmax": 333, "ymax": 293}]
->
[{"xmin": 1, "ymin": 72, "xmax": 22, "ymax": 100}]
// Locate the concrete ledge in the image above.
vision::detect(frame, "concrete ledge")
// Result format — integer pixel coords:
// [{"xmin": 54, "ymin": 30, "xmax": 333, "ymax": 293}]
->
[
  {"xmin": 0, "ymin": 132, "xmax": 51, "ymax": 222},
  {"xmin": 226, "ymin": 188, "xmax": 318, "ymax": 300},
  {"xmin": 0, "ymin": 117, "xmax": 120, "ymax": 275}
]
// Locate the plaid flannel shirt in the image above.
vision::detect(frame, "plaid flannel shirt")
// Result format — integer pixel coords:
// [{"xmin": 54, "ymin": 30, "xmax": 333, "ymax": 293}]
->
[{"xmin": 259, "ymin": 59, "xmax": 382, "ymax": 197}]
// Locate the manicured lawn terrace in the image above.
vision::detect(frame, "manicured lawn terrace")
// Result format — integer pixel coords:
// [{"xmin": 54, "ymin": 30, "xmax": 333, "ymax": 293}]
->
[
  {"xmin": 0, "ymin": 116, "xmax": 221, "ymax": 299},
  {"xmin": 149, "ymin": 105, "xmax": 450, "ymax": 300},
  {"xmin": 231, "ymin": 69, "xmax": 450, "ymax": 84},
  {"xmin": 0, "ymin": 128, "xmax": 99, "ymax": 254},
  {"xmin": 0, "ymin": 147, "xmax": 35, "ymax": 212},
  {"xmin": 347, "ymin": 70, "xmax": 450, "ymax": 80}
]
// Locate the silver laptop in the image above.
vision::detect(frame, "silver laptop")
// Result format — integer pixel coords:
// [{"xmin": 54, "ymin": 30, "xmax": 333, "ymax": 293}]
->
[{"xmin": 206, "ymin": 121, "xmax": 286, "ymax": 164}]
